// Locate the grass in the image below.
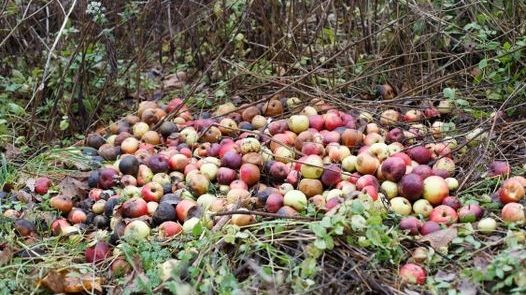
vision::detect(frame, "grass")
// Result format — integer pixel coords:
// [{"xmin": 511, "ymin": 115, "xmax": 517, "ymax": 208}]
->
[{"xmin": 0, "ymin": 0, "xmax": 525, "ymax": 294}]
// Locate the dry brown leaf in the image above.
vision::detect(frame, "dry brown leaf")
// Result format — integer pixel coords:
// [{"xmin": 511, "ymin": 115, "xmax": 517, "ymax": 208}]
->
[
  {"xmin": 25, "ymin": 178, "xmax": 36, "ymax": 191},
  {"xmin": 163, "ymin": 73, "xmax": 185, "ymax": 89},
  {"xmin": 458, "ymin": 279, "xmax": 477, "ymax": 295},
  {"xmin": 420, "ymin": 228, "xmax": 457, "ymax": 249},
  {"xmin": 15, "ymin": 190, "xmax": 33, "ymax": 203},
  {"xmin": 39, "ymin": 270, "xmax": 66, "ymax": 293},
  {"xmin": 63, "ymin": 275, "xmax": 103, "ymax": 293},
  {"xmin": 4, "ymin": 143, "xmax": 20, "ymax": 160},
  {"xmin": 59, "ymin": 176, "xmax": 88, "ymax": 198},
  {"xmin": 0, "ymin": 246, "xmax": 13, "ymax": 266}
]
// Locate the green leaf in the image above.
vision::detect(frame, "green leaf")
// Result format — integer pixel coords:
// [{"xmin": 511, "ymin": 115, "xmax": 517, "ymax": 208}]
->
[
  {"xmin": 478, "ymin": 58, "xmax": 488, "ymax": 69},
  {"xmin": 300, "ymin": 257, "xmax": 317, "ymax": 277},
  {"xmin": 59, "ymin": 117, "xmax": 69, "ymax": 131},
  {"xmin": 192, "ymin": 221, "xmax": 203, "ymax": 236},
  {"xmin": 8, "ymin": 103, "xmax": 25, "ymax": 115},
  {"xmin": 320, "ymin": 216, "xmax": 332, "ymax": 228},
  {"xmin": 235, "ymin": 230, "xmax": 249, "ymax": 239},
  {"xmin": 324, "ymin": 236, "xmax": 334, "ymax": 250},
  {"xmin": 443, "ymin": 87, "xmax": 456, "ymax": 100},
  {"xmin": 351, "ymin": 200, "xmax": 365, "ymax": 214},
  {"xmin": 310, "ymin": 223, "xmax": 327, "ymax": 237},
  {"xmin": 313, "ymin": 239, "xmax": 326, "ymax": 250}
]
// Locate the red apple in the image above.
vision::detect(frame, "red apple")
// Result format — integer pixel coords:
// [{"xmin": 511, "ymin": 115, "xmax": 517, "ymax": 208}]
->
[
  {"xmin": 420, "ymin": 221, "xmax": 441, "ymax": 235},
  {"xmin": 99, "ymin": 167, "xmax": 118, "ymax": 189},
  {"xmin": 309, "ymin": 115, "xmax": 324, "ymax": 130},
  {"xmin": 458, "ymin": 204, "xmax": 483, "ymax": 223},
  {"xmin": 423, "ymin": 176, "xmax": 449, "ymax": 205},
  {"xmin": 323, "ymin": 112, "xmax": 343, "ymax": 131},
  {"xmin": 326, "ymin": 197, "xmax": 342, "ymax": 210},
  {"xmin": 265, "ymin": 193, "xmax": 284, "ymax": 213},
  {"xmin": 399, "ymin": 216, "xmax": 423, "ymax": 235},
  {"xmin": 221, "ymin": 150, "xmax": 242, "ymax": 169},
  {"xmin": 176, "ymin": 199, "xmax": 197, "ymax": 222},
  {"xmin": 270, "ymin": 161, "xmax": 290, "ymax": 180},
  {"xmin": 268, "ymin": 120, "xmax": 288, "ymax": 135},
  {"xmin": 430, "ymin": 205, "xmax": 458, "ymax": 225},
  {"xmin": 412, "ymin": 165, "xmax": 433, "ymax": 180},
  {"xmin": 85, "ymin": 241, "xmax": 110, "ymax": 263},
  {"xmin": 321, "ymin": 130, "xmax": 340, "ymax": 145},
  {"xmin": 51, "ymin": 218, "xmax": 70, "ymax": 236},
  {"xmin": 230, "ymin": 180, "xmax": 248, "ymax": 190},
  {"xmin": 398, "ymin": 173, "xmax": 424, "ymax": 202},
  {"xmin": 381, "ymin": 157, "xmax": 406, "ymax": 182},
  {"xmin": 68, "ymin": 208, "xmax": 87, "ymax": 224},
  {"xmin": 356, "ymin": 153, "xmax": 380, "ymax": 175},
  {"xmin": 35, "ymin": 177, "xmax": 52, "ymax": 195},
  {"xmin": 341, "ymin": 129, "xmax": 363, "ymax": 148},
  {"xmin": 239, "ymin": 163, "xmax": 260, "ymax": 186},
  {"xmin": 217, "ymin": 167, "xmax": 237, "ymax": 185},
  {"xmin": 141, "ymin": 182, "xmax": 164, "ymax": 202},
  {"xmin": 362, "ymin": 185, "xmax": 378, "ymax": 201},
  {"xmin": 399, "ymin": 263, "xmax": 426, "ymax": 285},
  {"xmin": 407, "ymin": 146, "xmax": 432, "ymax": 164},
  {"xmin": 441, "ymin": 196, "xmax": 461, "ymax": 210},
  {"xmin": 158, "ymin": 221, "xmax": 183, "ymax": 238},
  {"xmin": 301, "ymin": 142, "xmax": 325, "ymax": 156},
  {"xmin": 50, "ymin": 195, "xmax": 73, "ymax": 213},
  {"xmin": 321, "ymin": 164, "xmax": 342, "ymax": 187},
  {"xmin": 391, "ymin": 152, "xmax": 412, "ymax": 166},
  {"xmin": 498, "ymin": 178, "xmax": 525, "ymax": 204},
  {"xmin": 122, "ymin": 197, "xmax": 148, "ymax": 218},
  {"xmin": 356, "ymin": 175, "xmax": 379, "ymax": 191},
  {"xmin": 501, "ymin": 202, "xmax": 525, "ymax": 224}
]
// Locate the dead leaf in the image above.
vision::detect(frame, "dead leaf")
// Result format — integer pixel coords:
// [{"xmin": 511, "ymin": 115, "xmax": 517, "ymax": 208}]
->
[
  {"xmin": 435, "ymin": 270, "xmax": 456, "ymax": 282},
  {"xmin": 58, "ymin": 176, "xmax": 88, "ymax": 198},
  {"xmin": 25, "ymin": 178, "xmax": 36, "ymax": 191},
  {"xmin": 473, "ymin": 254, "xmax": 490, "ymax": 271},
  {"xmin": 420, "ymin": 228, "xmax": 457, "ymax": 249},
  {"xmin": 63, "ymin": 275, "xmax": 103, "ymax": 293},
  {"xmin": 458, "ymin": 279, "xmax": 477, "ymax": 295},
  {"xmin": 4, "ymin": 143, "xmax": 20, "ymax": 160},
  {"xmin": 39, "ymin": 270, "xmax": 66, "ymax": 293},
  {"xmin": 123, "ymin": 255, "xmax": 149, "ymax": 291},
  {"xmin": 0, "ymin": 245, "xmax": 13, "ymax": 266},
  {"xmin": 163, "ymin": 73, "xmax": 185, "ymax": 89},
  {"xmin": 15, "ymin": 190, "xmax": 33, "ymax": 203}
]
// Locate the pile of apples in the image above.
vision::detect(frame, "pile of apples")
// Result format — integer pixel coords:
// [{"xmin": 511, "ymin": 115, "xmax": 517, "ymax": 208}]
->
[{"xmin": 29, "ymin": 95, "xmax": 524, "ymax": 282}]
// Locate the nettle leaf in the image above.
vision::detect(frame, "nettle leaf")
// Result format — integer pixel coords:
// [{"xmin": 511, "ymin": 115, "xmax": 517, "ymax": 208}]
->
[
  {"xmin": 443, "ymin": 87, "xmax": 456, "ymax": 100},
  {"xmin": 333, "ymin": 225, "xmax": 344, "ymax": 235},
  {"xmin": 313, "ymin": 239, "xmax": 326, "ymax": 250},
  {"xmin": 351, "ymin": 200, "xmax": 365, "ymax": 214},
  {"xmin": 478, "ymin": 58, "xmax": 488, "ymax": 69},
  {"xmin": 300, "ymin": 257, "xmax": 317, "ymax": 277},
  {"xmin": 310, "ymin": 223, "xmax": 327, "ymax": 237},
  {"xmin": 324, "ymin": 236, "xmax": 334, "ymax": 250},
  {"xmin": 59, "ymin": 117, "xmax": 70, "ymax": 131},
  {"xmin": 320, "ymin": 216, "xmax": 332, "ymax": 228}
]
